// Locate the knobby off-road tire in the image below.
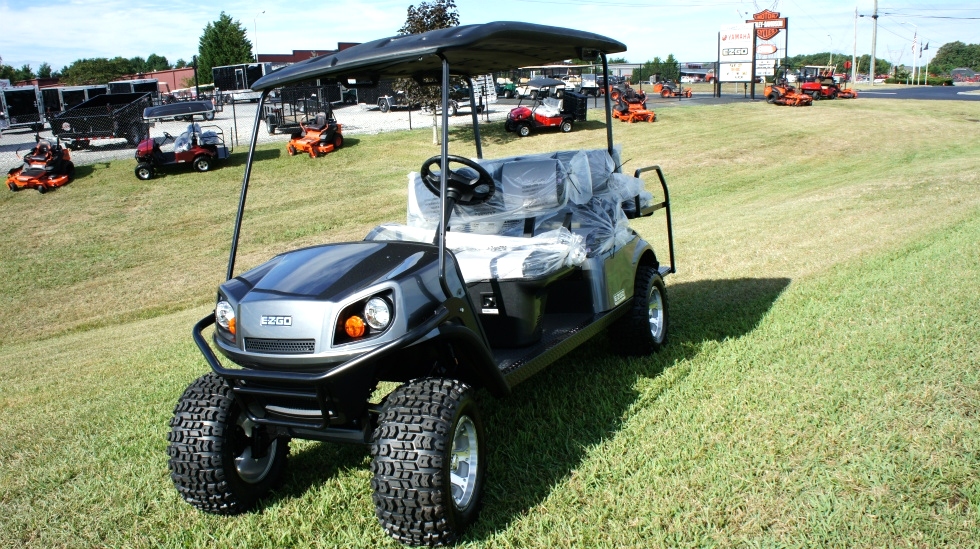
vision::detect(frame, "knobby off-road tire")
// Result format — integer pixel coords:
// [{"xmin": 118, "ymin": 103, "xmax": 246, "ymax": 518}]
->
[
  {"xmin": 168, "ymin": 372, "xmax": 290, "ymax": 515},
  {"xmin": 610, "ymin": 265, "xmax": 668, "ymax": 355},
  {"xmin": 371, "ymin": 378, "xmax": 486, "ymax": 546}
]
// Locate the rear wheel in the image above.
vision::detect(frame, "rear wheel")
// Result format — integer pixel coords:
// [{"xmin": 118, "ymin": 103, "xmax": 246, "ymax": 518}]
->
[
  {"xmin": 379, "ymin": 100, "xmax": 390, "ymax": 113},
  {"xmin": 135, "ymin": 162, "xmax": 154, "ymax": 180},
  {"xmin": 66, "ymin": 162, "xmax": 75, "ymax": 182},
  {"xmin": 610, "ymin": 266, "xmax": 668, "ymax": 355},
  {"xmin": 192, "ymin": 155, "xmax": 211, "ymax": 172},
  {"xmin": 560, "ymin": 120, "xmax": 573, "ymax": 133},
  {"xmin": 333, "ymin": 134, "xmax": 344, "ymax": 149},
  {"xmin": 168, "ymin": 373, "xmax": 290, "ymax": 514},
  {"xmin": 371, "ymin": 378, "xmax": 486, "ymax": 546},
  {"xmin": 447, "ymin": 103, "xmax": 457, "ymax": 117},
  {"xmin": 36, "ymin": 184, "xmax": 48, "ymax": 194},
  {"xmin": 767, "ymin": 92, "xmax": 779, "ymax": 103},
  {"xmin": 661, "ymin": 89, "xmax": 670, "ymax": 98}
]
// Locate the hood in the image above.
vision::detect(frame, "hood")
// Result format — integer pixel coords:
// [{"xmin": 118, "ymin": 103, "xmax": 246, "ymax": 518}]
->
[{"xmin": 225, "ymin": 241, "xmax": 436, "ymax": 303}]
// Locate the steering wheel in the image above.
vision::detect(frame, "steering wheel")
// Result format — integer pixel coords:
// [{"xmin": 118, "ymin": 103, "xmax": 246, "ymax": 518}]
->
[
  {"xmin": 420, "ymin": 155, "xmax": 495, "ymax": 206},
  {"xmin": 163, "ymin": 132, "xmax": 174, "ymax": 141}
]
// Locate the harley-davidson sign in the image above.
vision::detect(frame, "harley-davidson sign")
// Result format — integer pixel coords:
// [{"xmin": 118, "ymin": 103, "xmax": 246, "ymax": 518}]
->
[{"xmin": 747, "ymin": 9, "xmax": 787, "ymax": 41}]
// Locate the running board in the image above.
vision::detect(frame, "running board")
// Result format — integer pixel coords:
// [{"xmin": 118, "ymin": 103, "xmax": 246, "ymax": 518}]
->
[{"xmin": 500, "ymin": 305, "xmax": 628, "ymax": 388}]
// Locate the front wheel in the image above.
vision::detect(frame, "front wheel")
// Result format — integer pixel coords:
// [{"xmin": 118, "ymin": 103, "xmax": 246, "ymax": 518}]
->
[
  {"xmin": 371, "ymin": 378, "xmax": 486, "ymax": 546},
  {"xmin": 610, "ymin": 266, "xmax": 668, "ymax": 355},
  {"xmin": 203, "ymin": 111, "xmax": 215, "ymax": 121},
  {"xmin": 192, "ymin": 155, "xmax": 211, "ymax": 172},
  {"xmin": 446, "ymin": 103, "xmax": 457, "ymax": 117},
  {"xmin": 517, "ymin": 123, "xmax": 531, "ymax": 137},
  {"xmin": 168, "ymin": 373, "xmax": 290, "ymax": 514},
  {"xmin": 135, "ymin": 162, "xmax": 153, "ymax": 180},
  {"xmin": 379, "ymin": 100, "xmax": 390, "ymax": 113}
]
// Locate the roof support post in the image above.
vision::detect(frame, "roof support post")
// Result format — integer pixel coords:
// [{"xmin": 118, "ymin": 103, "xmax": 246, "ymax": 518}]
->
[{"xmin": 226, "ymin": 89, "xmax": 269, "ymax": 280}]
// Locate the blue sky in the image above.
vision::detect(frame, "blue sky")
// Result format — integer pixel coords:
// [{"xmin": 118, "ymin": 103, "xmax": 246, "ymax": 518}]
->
[{"xmin": 1, "ymin": 1, "xmax": 978, "ymax": 72}]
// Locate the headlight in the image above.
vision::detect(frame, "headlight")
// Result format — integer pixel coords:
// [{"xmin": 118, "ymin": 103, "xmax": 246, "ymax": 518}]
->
[
  {"xmin": 215, "ymin": 300, "xmax": 236, "ymax": 335},
  {"xmin": 364, "ymin": 297, "xmax": 391, "ymax": 331}
]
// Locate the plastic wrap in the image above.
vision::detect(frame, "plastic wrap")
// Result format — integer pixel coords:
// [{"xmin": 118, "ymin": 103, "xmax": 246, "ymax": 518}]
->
[
  {"xmin": 366, "ymin": 223, "xmax": 586, "ymax": 282},
  {"xmin": 407, "ymin": 156, "xmax": 570, "ymax": 234},
  {"xmin": 396, "ymin": 147, "xmax": 644, "ymax": 271},
  {"xmin": 174, "ymin": 124, "xmax": 220, "ymax": 152}
]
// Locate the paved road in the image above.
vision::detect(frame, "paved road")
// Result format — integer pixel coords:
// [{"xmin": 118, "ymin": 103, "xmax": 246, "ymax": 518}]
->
[{"xmin": 851, "ymin": 84, "xmax": 980, "ymax": 101}]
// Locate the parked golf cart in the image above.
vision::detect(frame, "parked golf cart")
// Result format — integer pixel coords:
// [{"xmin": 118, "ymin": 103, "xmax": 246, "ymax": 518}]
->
[
  {"xmin": 286, "ymin": 108, "xmax": 344, "ymax": 158},
  {"xmin": 134, "ymin": 104, "xmax": 231, "ymax": 180},
  {"xmin": 6, "ymin": 136, "xmax": 75, "ymax": 193},
  {"xmin": 505, "ymin": 77, "xmax": 588, "ymax": 136},
  {"xmin": 168, "ymin": 21, "xmax": 675, "ymax": 546}
]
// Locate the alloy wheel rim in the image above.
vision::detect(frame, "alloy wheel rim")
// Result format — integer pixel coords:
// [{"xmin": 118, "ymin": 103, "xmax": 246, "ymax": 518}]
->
[
  {"xmin": 449, "ymin": 415, "xmax": 479, "ymax": 509},
  {"xmin": 648, "ymin": 286, "xmax": 664, "ymax": 341}
]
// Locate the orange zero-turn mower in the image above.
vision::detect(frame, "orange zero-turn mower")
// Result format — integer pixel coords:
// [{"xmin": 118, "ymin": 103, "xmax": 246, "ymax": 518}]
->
[
  {"xmin": 6, "ymin": 138, "xmax": 75, "ymax": 193},
  {"xmin": 287, "ymin": 111, "xmax": 344, "ymax": 158},
  {"xmin": 610, "ymin": 88, "xmax": 656, "ymax": 123},
  {"xmin": 763, "ymin": 82, "xmax": 813, "ymax": 106},
  {"xmin": 653, "ymin": 81, "xmax": 692, "ymax": 98}
]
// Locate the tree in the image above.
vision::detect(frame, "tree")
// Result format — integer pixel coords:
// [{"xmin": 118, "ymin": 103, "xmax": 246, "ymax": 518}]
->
[
  {"xmin": 37, "ymin": 63, "xmax": 52, "ymax": 79},
  {"xmin": 197, "ymin": 12, "xmax": 253, "ymax": 85},
  {"xmin": 60, "ymin": 57, "xmax": 133, "ymax": 85},
  {"xmin": 146, "ymin": 54, "xmax": 171, "ymax": 72},
  {"xmin": 396, "ymin": 0, "xmax": 460, "ymax": 144},
  {"xmin": 175, "ymin": 59, "xmax": 188, "ymax": 69},
  {"xmin": 931, "ymin": 41, "xmax": 980, "ymax": 74},
  {"xmin": 14, "ymin": 64, "xmax": 34, "ymax": 82}
]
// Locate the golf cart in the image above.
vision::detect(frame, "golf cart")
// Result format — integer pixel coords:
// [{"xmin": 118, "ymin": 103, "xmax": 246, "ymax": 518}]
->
[
  {"xmin": 168, "ymin": 21, "xmax": 675, "ymax": 546},
  {"xmin": 134, "ymin": 104, "xmax": 231, "ymax": 180},
  {"xmin": 6, "ymin": 136, "xmax": 75, "ymax": 193},
  {"xmin": 505, "ymin": 77, "xmax": 589, "ymax": 137}
]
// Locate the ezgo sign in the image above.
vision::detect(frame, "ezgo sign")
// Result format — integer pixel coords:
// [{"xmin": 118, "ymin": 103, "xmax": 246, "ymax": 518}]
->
[{"xmin": 718, "ymin": 23, "xmax": 755, "ymax": 82}]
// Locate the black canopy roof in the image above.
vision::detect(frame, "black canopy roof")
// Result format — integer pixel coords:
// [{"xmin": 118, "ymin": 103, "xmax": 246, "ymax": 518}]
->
[{"xmin": 251, "ymin": 21, "xmax": 626, "ymax": 91}]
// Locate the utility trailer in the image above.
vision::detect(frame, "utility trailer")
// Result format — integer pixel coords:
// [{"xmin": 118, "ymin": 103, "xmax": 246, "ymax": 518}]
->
[
  {"xmin": 212, "ymin": 63, "xmax": 271, "ymax": 104},
  {"xmin": 108, "ymin": 78, "xmax": 160, "ymax": 97},
  {"xmin": 1, "ymin": 85, "xmax": 45, "ymax": 131},
  {"xmin": 40, "ymin": 85, "xmax": 109, "ymax": 116},
  {"xmin": 49, "ymin": 92, "xmax": 152, "ymax": 148}
]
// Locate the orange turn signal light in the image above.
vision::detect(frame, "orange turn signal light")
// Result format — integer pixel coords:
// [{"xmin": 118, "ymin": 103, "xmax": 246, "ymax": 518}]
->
[
  {"xmin": 344, "ymin": 316, "xmax": 366, "ymax": 338},
  {"xmin": 227, "ymin": 317, "xmax": 236, "ymax": 335}
]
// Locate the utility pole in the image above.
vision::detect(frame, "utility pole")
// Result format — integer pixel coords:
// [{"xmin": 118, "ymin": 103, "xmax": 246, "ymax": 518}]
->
[
  {"xmin": 870, "ymin": 0, "xmax": 878, "ymax": 86},
  {"xmin": 852, "ymin": 7, "xmax": 858, "ymax": 85}
]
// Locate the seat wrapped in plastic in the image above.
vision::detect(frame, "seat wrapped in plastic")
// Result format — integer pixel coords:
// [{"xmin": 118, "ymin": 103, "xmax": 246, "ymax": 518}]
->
[{"xmin": 365, "ymin": 224, "xmax": 586, "ymax": 283}]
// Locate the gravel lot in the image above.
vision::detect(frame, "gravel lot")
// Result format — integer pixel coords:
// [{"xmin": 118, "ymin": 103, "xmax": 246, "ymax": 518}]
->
[{"xmin": 0, "ymin": 91, "xmax": 726, "ymax": 170}]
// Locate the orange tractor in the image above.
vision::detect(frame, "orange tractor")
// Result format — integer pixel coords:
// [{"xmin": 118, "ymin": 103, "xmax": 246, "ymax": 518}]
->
[
  {"xmin": 610, "ymin": 86, "xmax": 656, "ymax": 123},
  {"xmin": 287, "ymin": 110, "xmax": 344, "ymax": 158},
  {"xmin": 6, "ymin": 137, "xmax": 75, "ymax": 193},
  {"xmin": 653, "ymin": 80, "xmax": 692, "ymax": 98}
]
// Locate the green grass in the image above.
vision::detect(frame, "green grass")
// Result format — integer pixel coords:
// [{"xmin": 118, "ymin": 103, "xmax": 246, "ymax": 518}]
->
[{"xmin": 1, "ymin": 98, "xmax": 979, "ymax": 548}]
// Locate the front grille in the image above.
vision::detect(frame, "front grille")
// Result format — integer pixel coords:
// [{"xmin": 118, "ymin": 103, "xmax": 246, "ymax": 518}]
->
[{"xmin": 244, "ymin": 338, "xmax": 316, "ymax": 354}]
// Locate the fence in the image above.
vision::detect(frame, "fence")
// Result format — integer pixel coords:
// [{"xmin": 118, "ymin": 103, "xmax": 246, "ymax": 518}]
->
[{"xmin": 1, "ymin": 82, "xmax": 621, "ymax": 170}]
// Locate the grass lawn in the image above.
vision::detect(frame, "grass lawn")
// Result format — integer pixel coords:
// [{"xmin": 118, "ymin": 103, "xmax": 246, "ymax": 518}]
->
[{"xmin": 1, "ymin": 97, "xmax": 979, "ymax": 548}]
